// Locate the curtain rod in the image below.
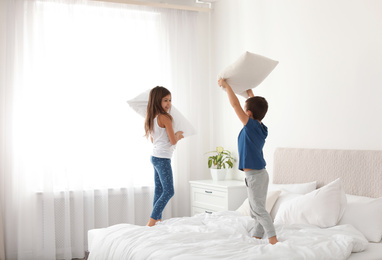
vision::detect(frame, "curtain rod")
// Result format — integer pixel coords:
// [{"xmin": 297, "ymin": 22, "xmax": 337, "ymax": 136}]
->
[{"xmin": 90, "ymin": 0, "xmax": 211, "ymax": 12}]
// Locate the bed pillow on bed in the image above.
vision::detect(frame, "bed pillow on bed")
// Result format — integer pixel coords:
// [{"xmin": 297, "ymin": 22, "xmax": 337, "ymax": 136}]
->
[
  {"xmin": 127, "ymin": 89, "xmax": 196, "ymax": 137},
  {"xmin": 269, "ymin": 181, "xmax": 317, "ymax": 194},
  {"xmin": 270, "ymin": 192, "xmax": 302, "ymax": 220},
  {"xmin": 274, "ymin": 178, "xmax": 347, "ymax": 228},
  {"xmin": 339, "ymin": 194, "xmax": 382, "ymax": 242},
  {"xmin": 236, "ymin": 190, "xmax": 281, "ymax": 216},
  {"xmin": 269, "ymin": 181, "xmax": 317, "ymax": 220},
  {"xmin": 217, "ymin": 51, "xmax": 279, "ymax": 98}
]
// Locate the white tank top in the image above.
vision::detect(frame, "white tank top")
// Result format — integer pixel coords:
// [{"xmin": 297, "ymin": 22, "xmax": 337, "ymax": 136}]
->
[{"xmin": 151, "ymin": 116, "xmax": 175, "ymax": 158}]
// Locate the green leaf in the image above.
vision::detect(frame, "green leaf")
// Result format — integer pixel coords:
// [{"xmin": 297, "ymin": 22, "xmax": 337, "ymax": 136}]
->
[
  {"xmin": 205, "ymin": 147, "xmax": 236, "ymax": 169},
  {"xmin": 227, "ymin": 160, "xmax": 233, "ymax": 168}
]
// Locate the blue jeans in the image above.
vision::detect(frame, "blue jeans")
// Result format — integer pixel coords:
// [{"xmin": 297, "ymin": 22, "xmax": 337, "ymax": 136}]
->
[{"xmin": 150, "ymin": 156, "xmax": 174, "ymax": 220}]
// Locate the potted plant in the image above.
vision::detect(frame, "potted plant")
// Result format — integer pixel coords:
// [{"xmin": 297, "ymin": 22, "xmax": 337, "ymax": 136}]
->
[{"xmin": 206, "ymin": 146, "xmax": 235, "ymax": 181}]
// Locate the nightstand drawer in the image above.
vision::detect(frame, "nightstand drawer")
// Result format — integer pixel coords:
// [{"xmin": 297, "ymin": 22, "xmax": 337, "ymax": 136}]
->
[
  {"xmin": 191, "ymin": 206, "xmax": 215, "ymax": 215},
  {"xmin": 191, "ymin": 187, "xmax": 227, "ymax": 211}
]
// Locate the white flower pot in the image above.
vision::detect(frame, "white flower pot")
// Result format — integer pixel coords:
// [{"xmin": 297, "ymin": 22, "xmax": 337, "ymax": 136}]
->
[{"xmin": 210, "ymin": 169, "xmax": 227, "ymax": 181}]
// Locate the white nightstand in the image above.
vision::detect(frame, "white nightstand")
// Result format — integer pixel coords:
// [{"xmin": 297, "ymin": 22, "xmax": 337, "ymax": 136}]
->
[{"xmin": 189, "ymin": 179, "xmax": 247, "ymax": 216}]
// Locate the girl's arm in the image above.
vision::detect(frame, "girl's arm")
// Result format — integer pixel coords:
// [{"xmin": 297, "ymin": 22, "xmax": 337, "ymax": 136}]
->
[
  {"xmin": 158, "ymin": 114, "xmax": 184, "ymax": 145},
  {"xmin": 218, "ymin": 79, "xmax": 249, "ymax": 125}
]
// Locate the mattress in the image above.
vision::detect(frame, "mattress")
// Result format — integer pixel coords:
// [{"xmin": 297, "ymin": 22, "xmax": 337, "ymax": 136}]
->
[
  {"xmin": 88, "ymin": 212, "xmax": 382, "ymax": 260},
  {"xmin": 86, "ymin": 148, "xmax": 382, "ymax": 259}
]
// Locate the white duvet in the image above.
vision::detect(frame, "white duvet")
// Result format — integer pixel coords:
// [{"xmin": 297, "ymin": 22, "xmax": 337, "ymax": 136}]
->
[{"xmin": 88, "ymin": 211, "xmax": 368, "ymax": 260}]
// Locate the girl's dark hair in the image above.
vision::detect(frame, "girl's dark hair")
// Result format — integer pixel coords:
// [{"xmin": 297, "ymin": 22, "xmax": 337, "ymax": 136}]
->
[
  {"xmin": 144, "ymin": 86, "xmax": 172, "ymax": 138},
  {"xmin": 245, "ymin": 96, "xmax": 268, "ymax": 121}
]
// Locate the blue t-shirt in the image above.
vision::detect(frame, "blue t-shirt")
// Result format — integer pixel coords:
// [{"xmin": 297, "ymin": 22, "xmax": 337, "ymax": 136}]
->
[{"xmin": 238, "ymin": 117, "xmax": 268, "ymax": 171}]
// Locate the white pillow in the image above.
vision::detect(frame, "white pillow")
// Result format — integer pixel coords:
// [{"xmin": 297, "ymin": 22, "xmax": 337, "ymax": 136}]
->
[
  {"xmin": 270, "ymin": 192, "xmax": 302, "ymax": 220},
  {"xmin": 269, "ymin": 181, "xmax": 317, "ymax": 194},
  {"xmin": 274, "ymin": 178, "xmax": 347, "ymax": 228},
  {"xmin": 236, "ymin": 190, "xmax": 281, "ymax": 216},
  {"xmin": 339, "ymin": 194, "xmax": 382, "ymax": 242},
  {"xmin": 218, "ymin": 51, "xmax": 279, "ymax": 98},
  {"xmin": 127, "ymin": 90, "xmax": 196, "ymax": 137},
  {"xmin": 269, "ymin": 181, "xmax": 317, "ymax": 220}
]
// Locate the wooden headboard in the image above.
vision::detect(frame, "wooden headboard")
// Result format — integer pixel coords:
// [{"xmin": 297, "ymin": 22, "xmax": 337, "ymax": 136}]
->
[{"xmin": 273, "ymin": 147, "xmax": 382, "ymax": 198}]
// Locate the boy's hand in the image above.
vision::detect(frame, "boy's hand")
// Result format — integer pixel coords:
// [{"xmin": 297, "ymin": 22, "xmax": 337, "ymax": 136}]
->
[{"xmin": 246, "ymin": 89, "xmax": 254, "ymax": 97}]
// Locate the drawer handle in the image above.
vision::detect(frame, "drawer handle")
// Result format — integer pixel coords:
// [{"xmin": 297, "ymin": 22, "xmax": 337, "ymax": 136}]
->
[
  {"xmin": 204, "ymin": 190, "xmax": 212, "ymax": 194},
  {"xmin": 205, "ymin": 211, "xmax": 212, "ymax": 214}
]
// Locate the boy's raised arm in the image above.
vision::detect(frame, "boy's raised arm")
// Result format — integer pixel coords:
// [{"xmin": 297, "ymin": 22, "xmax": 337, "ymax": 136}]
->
[
  {"xmin": 218, "ymin": 79, "xmax": 249, "ymax": 125},
  {"xmin": 246, "ymin": 89, "xmax": 254, "ymax": 98}
]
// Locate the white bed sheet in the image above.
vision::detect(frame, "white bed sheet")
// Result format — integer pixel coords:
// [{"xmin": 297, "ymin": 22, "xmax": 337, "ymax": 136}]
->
[
  {"xmin": 87, "ymin": 211, "xmax": 368, "ymax": 260},
  {"xmin": 348, "ymin": 241, "xmax": 382, "ymax": 260}
]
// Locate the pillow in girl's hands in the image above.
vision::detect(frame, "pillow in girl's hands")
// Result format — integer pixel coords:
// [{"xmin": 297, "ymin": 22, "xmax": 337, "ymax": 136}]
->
[
  {"xmin": 126, "ymin": 89, "xmax": 150, "ymax": 118},
  {"xmin": 218, "ymin": 51, "xmax": 279, "ymax": 98},
  {"xmin": 170, "ymin": 107, "xmax": 196, "ymax": 138},
  {"xmin": 127, "ymin": 90, "xmax": 196, "ymax": 137}
]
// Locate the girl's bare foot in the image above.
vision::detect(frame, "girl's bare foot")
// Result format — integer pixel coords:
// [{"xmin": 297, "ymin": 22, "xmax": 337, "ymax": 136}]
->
[
  {"xmin": 146, "ymin": 217, "xmax": 159, "ymax": 227},
  {"xmin": 268, "ymin": 236, "xmax": 278, "ymax": 245}
]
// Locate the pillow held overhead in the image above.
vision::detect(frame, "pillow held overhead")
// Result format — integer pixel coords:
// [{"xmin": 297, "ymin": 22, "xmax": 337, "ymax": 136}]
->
[
  {"xmin": 127, "ymin": 89, "xmax": 196, "ymax": 138},
  {"xmin": 218, "ymin": 51, "xmax": 279, "ymax": 98}
]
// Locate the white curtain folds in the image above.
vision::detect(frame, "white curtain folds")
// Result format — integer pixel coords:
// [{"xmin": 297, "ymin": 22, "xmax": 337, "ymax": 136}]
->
[
  {"xmin": 1, "ymin": 0, "xmax": 204, "ymax": 259},
  {"xmin": 0, "ymin": 203, "xmax": 4, "ymax": 260}
]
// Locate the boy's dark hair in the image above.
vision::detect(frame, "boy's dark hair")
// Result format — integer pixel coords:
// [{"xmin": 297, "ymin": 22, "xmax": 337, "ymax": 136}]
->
[{"xmin": 245, "ymin": 96, "xmax": 268, "ymax": 121}]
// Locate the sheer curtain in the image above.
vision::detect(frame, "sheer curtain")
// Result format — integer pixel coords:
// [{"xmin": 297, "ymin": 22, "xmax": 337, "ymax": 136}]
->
[
  {"xmin": 0, "ymin": 203, "xmax": 4, "ymax": 260},
  {"xmin": 1, "ymin": 0, "xmax": 205, "ymax": 259}
]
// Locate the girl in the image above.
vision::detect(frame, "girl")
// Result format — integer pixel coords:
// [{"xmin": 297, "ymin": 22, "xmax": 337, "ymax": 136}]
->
[{"xmin": 144, "ymin": 86, "xmax": 184, "ymax": 227}]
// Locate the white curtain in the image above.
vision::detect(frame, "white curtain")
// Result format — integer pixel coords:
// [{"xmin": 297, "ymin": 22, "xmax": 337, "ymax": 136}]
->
[
  {"xmin": 0, "ymin": 201, "xmax": 4, "ymax": 260},
  {"xmin": 1, "ymin": 0, "xmax": 206, "ymax": 259}
]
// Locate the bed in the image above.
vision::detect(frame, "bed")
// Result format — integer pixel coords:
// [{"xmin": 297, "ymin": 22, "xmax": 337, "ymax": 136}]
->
[{"xmin": 87, "ymin": 147, "xmax": 382, "ymax": 260}]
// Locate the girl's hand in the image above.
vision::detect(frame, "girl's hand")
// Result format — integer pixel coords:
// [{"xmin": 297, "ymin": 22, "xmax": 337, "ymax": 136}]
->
[
  {"xmin": 175, "ymin": 131, "xmax": 184, "ymax": 141},
  {"xmin": 218, "ymin": 78, "xmax": 227, "ymax": 88}
]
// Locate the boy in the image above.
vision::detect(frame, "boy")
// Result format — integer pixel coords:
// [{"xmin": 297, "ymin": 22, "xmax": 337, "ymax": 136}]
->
[{"xmin": 218, "ymin": 79, "xmax": 278, "ymax": 245}]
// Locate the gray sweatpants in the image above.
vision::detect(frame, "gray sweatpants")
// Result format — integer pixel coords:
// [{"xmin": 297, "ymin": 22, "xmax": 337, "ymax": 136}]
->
[{"xmin": 245, "ymin": 169, "xmax": 276, "ymax": 238}]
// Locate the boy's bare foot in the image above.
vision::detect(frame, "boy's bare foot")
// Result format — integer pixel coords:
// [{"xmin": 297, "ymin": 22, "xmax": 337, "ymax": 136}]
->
[
  {"xmin": 268, "ymin": 236, "xmax": 278, "ymax": 245},
  {"xmin": 146, "ymin": 217, "xmax": 159, "ymax": 227},
  {"xmin": 253, "ymin": 236, "xmax": 262, "ymax": 239}
]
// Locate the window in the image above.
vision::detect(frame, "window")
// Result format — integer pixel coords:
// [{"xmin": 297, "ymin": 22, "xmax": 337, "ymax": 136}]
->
[{"xmin": 17, "ymin": 1, "xmax": 169, "ymax": 190}]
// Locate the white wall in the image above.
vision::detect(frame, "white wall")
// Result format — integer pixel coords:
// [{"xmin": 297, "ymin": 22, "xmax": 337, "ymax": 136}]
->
[{"xmin": 209, "ymin": 0, "xmax": 382, "ymax": 181}]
